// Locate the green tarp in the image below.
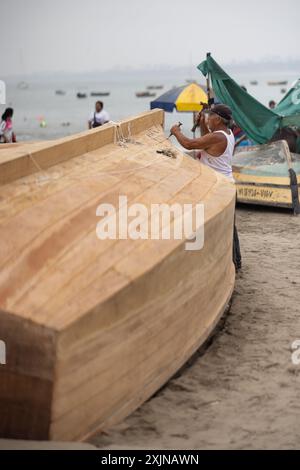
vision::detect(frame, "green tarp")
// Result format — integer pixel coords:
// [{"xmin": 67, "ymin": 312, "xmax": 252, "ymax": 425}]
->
[
  {"xmin": 276, "ymin": 79, "xmax": 300, "ymax": 127},
  {"xmin": 198, "ymin": 55, "xmax": 300, "ymax": 146}
]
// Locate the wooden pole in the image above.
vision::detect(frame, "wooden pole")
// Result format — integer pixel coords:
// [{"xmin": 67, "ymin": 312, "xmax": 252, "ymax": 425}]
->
[{"xmin": 206, "ymin": 52, "xmax": 212, "ymax": 106}]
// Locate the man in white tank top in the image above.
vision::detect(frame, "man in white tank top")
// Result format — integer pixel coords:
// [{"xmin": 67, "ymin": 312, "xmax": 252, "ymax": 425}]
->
[
  {"xmin": 170, "ymin": 104, "xmax": 235, "ymax": 182},
  {"xmin": 170, "ymin": 104, "xmax": 242, "ymax": 270}
]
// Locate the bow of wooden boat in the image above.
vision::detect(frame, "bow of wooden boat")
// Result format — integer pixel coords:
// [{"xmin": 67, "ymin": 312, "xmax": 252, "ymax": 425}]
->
[{"xmin": 0, "ymin": 110, "xmax": 236, "ymax": 441}]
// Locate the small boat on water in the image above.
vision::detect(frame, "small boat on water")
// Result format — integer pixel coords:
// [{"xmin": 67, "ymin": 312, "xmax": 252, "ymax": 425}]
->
[
  {"xmin": 268, "ymin": 80, "xmax": 288, "ymax": 86},
  {"xmin": 233, "ymin": 140, "xmax": 300, "ymax": 212},
  {"xmin": 0, "ymin": 109, "xmax": 236, "ymax": 441},
  {"xmin": 90, "ymin": 92, "xmax": 110, "ymax": 97},
  {"xmin": 147, "ymin": 85, "xmax": 163, "ymax": 90},
  {"xmin": 185, "ymin": 79, "xmax": 199, "ymax": 84},
  {"xmin": 250, "ymin": 80, "xmax": 258, "ymax": 86},
  {"xmin": 136, "ymin": 91, "xmax": 156, "ymax": 98},
  {"xmin": 17, "ymin": 81, "xmax": 29, "ymax": 90},
  {"xmin": 55, "ymin": 90, "xmax": 66, "ymax": 96},
  {"xmin": 76, "ymin": 92, "xmax": 87, "ymax": 99}
]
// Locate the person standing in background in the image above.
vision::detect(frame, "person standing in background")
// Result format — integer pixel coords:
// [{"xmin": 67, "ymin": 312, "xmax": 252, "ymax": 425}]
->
[
  {"xmin": 0, "ymin": 108, "xmax": 16, "ymax": 143},
  {"xmin": 88, "ymin": 101, "xmax": 110, "ymax": 129}
]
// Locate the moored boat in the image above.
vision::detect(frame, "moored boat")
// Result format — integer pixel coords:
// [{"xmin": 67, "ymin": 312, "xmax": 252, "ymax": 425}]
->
[
  {"xmin": 0, "ymin": 110, "xmax": 236, "ymax": 441},
  {"xmin": 268, "ymin": 80, "xmax": 288, "ymax": 86},
  {"xmin": 90, "ymin": 92, "xmax": 110, "ymax": 97},
  {"xmin": 147, "ymin": 85, "xmax": 164, "ymax": 90},
  {"xmin": 17, "ymin": 81, "xmax": 29, "ymax": 90},
  {"xmin": 136, "ymin": 91, "xmax": 156, "ymax": 98},
  {"xmin": 233, "ymin": 140, "xmax": 300, "ymax": 212}
]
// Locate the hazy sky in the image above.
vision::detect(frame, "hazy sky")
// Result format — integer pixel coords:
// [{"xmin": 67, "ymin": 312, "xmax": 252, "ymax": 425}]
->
[{"xmin": 2, "ymin": 0, "xmax": 300, "ymax": 75}]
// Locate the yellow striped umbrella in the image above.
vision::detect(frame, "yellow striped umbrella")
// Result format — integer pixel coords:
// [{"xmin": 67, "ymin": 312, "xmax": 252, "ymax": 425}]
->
[{"xmin": 150, "ymin": 83, "xmax": 208, "ymax": 113}]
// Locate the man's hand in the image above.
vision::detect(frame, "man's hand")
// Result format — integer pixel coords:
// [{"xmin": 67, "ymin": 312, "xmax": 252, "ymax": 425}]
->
[
  {"xmin": 170, "ymin": 123, "xmax": 182, "ymax": 136},
  {"xmin": 194, "ymin": 108, "xmax": 207, "ymax": 129},
  {"xmin": 200, "ymin": 102, "xmax": 209, "ymax": 110}
]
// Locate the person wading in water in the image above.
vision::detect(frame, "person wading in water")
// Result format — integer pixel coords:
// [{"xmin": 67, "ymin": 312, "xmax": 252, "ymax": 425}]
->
[{"xmin": 170, "ymin": 103, "xmax": 242, "ymax": 271}]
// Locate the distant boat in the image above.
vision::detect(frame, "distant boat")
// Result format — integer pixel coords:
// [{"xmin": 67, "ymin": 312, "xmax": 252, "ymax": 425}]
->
[
  {"xmin": 136, "ymin": 91, "xmax": 156, "ymax": 98},
  {"xmin": 55, "ymin": 90, "xmax": 66, "ymax": 96},
  {"xmin": 250, "ymin": 80, "xmax": 258, "ymax": 86},
  {"xmin": 90, "ymin": 92, "xmax": 110, "ymax": 97},
  {"xmin": 77, "ymin": 92, "xmax": 87, "ymax": 99},
  {"xmin": 147, "ymin": 85, "xmax": 163, "ymax": 90},
  {"xmin": 268, "ymin": 80, "xmax": 288, "ymax": 86},
  {"xmin": 17, "ymin": 81, "xmax": 29, "ymax": 90},
  {"xmin": 185, "ymin": 79, "xmax": 199, "ymax": 84},
  {"xmin": 281, "ymin": 88, "xmax": 287, "ymax": 94}
]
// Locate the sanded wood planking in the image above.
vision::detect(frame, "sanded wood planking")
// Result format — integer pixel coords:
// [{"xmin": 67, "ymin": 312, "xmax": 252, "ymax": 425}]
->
[{"xmin": 0, "ymin": 110, "xmax": 236, "ymax": 440}]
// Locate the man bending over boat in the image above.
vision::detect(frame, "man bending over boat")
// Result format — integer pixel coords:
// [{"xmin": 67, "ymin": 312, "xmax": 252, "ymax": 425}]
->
[
  {"xmin": 171, "ymin": 104, "xmax": 235, "ymax": 181},
  {"xmin": 170, "ymin": 104, "xmax": 242, "ymax": 270}
]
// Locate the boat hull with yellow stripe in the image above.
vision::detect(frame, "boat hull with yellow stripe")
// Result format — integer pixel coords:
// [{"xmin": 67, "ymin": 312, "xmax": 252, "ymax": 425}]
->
[{"xmin": 233, "ymin": 140, "xmax": 300, "ymax": 209}]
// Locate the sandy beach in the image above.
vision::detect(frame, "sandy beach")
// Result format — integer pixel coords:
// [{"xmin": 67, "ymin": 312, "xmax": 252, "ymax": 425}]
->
[{"xmin": 91, "ymin": 205, "xmax": 300, "ymax": 450}]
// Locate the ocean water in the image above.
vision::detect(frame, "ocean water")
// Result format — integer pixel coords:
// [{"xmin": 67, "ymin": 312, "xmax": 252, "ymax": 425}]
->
[{"xmin": 2, "ymin": 69, "xmax": 299, "ymax": 142}]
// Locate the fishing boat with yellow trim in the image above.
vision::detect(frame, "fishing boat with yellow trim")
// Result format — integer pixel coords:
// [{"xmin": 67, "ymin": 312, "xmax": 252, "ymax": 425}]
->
[{"xmin": 233, "ymin": 140, "xmax": 300, "ymax": 212}]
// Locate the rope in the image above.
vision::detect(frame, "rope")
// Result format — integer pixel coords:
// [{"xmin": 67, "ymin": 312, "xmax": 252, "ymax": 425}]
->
[
  {"xmin": 21, "ymin": 122, "xmax": 175, "ymax": 185},
  {"xmin": 28, "ymin": 152, "xmax": 43, "ymax": 172}
]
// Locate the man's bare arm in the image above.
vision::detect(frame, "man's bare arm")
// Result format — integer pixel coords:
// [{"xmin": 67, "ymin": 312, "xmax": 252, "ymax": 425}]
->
[{"xmin": 170, "ymin": 125, "xmax": 224, "ymax": 152}]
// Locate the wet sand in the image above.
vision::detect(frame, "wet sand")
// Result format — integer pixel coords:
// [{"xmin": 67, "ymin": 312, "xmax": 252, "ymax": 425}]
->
[{"xmin": 91, "ymin": 206, "xmax": 300, "ymax": 450}]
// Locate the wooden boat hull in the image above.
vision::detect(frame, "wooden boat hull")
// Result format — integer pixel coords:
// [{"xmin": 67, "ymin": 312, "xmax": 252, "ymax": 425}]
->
[
  {"xmin": 233, "ymin": 140, "xmax": 300, "ymax": 209},
  {"xmin": 0, "ymin": 110, "xmax": 236, "ymax": 441}
]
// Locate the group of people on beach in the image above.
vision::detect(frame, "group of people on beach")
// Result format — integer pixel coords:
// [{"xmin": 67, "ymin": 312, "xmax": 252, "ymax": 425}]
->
[{"xmin": 0, "ymin": 101, "xmax": 110, "ymax": 144}]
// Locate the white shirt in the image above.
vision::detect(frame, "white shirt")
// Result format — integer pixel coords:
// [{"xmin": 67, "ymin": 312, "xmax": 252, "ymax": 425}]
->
[
  {"xmin": 200, "ymin": 130, "xmax": 235, "ymax": 182},
  {"xmin": 89, "ymin": 110, "xmax": 110, "ymax": 126},
  {"xmin": 0, "ymin": 120, "xmax": 13, "ymax": 143},
  {"xmin": 0, "ymin": 121, "xmax": 6, "ymax": 135}
]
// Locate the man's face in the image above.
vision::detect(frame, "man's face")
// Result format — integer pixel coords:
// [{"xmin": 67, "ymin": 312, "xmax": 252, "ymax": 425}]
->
[
  {"xmin": 207, "ymin": 112, "xmax": 221, "ymax": 131},
  {"xmin": 96, "ymin": 103, "xmax": 102, "ymax": 113}
]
